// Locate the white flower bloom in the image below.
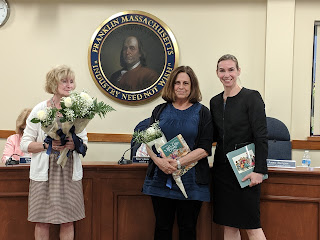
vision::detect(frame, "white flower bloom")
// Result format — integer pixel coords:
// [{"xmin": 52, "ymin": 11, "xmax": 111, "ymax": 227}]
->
[
  {"xmin": 146, "ymin": 126, "xmax": 157, "ymax": 135},
  {"xmin": 80, "ymin": 92, "xmax": 93, "ymax": 105},
  {"xmin": 64, "ymin": 97, "xmax": 72, "ymax": 107},
  {"xmin": 37, "ymin": 110, "xmax": 47, "ymax": 121}
]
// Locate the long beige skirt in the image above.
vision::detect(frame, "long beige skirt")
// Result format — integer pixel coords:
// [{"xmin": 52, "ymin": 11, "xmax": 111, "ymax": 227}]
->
[{"xmin": 28, "ymin": 152, "xmax": 85, "ymax": 224}]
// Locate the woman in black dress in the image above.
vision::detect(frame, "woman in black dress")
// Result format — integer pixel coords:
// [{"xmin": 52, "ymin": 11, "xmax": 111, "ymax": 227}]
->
[{"xmin": 210, "ymin": 54, "xmax": 268, "ymax": 239}]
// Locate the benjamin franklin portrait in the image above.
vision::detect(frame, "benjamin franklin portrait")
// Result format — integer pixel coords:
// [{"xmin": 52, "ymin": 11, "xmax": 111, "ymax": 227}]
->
[{"xmin": 100, "ymin": 24, "xmax": 165, "ymax": 92}]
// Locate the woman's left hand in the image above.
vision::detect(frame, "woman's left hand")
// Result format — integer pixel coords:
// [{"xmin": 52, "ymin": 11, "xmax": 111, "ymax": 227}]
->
[
  {"xmin": 64, "ymin": 138, "xmax": 75, "ymax": 150},
  {"xmin": 242, "ymin": 172, "xmax": 264, "ymax": 187}
]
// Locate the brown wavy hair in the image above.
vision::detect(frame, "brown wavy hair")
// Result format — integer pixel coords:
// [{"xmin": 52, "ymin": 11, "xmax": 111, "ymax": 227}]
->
[{"xmin": 162, "ymin": 66, "xmax": 202, "ymax": 103}]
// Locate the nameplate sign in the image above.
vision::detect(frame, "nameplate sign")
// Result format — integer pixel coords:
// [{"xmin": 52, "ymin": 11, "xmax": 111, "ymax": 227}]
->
[
  {"xmin": 133, "ymin": 156, "xmax": 150, "ymax": 163},
  {"xmin": 267, "ymin": 159, "xmax": 296, "ymax": 168},
  {"xmin": 20, "ymin": 157, "xmax": 31, "ymax": 164}
]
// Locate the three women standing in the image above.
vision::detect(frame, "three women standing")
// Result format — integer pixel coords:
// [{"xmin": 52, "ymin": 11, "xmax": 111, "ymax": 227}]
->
[{"xmin": 210, "ymin": 54, "xmax": 268, "ymax": 240}]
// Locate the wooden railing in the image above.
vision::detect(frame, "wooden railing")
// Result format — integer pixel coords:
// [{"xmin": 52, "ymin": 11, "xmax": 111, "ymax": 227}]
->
[
  {"xmin": 0, "ymin": 130, "xmax": 133, "ymax": 143},
  {"xmin": 1, "ymin": 130, "xmax": 319, "ymax": 149}
]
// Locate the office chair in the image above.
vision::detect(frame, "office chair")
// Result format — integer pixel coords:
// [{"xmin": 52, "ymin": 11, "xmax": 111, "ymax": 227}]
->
[{"xmin": 266, "ymin": 117, "xmax": 292, "ymax": 160}]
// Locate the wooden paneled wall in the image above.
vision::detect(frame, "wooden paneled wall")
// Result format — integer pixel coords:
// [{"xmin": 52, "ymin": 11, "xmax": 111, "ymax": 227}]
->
[
  {"xmin": 1, "ymin": 163, "xmax": 320, "ymax": 240},
  {"xmin": 0, "ymin": 130, "xmax": 319, "ymax": 149}
]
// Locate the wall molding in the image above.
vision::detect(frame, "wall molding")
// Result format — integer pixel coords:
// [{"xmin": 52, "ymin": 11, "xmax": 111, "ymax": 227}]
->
[{"xmin": 0, "ymin": 130, "xmax": 132, "ymax": 143}]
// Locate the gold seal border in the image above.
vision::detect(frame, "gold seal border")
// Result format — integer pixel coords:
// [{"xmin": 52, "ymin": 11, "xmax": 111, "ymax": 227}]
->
[{"xmin": 88, "ymin": 10, "xmax": 179, "ymax": 104}]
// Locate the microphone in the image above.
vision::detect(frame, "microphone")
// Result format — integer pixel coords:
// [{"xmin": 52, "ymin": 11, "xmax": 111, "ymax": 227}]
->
[
  {"xmin": 118, "ymin": 145, "xmax": 136, "ymax": 165},
  {"xmin": 5, "ymin": 154, "xmax": 20, "ymax": 166}
]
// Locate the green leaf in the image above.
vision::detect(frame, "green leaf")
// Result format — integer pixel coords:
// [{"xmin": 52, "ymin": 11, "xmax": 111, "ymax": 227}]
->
[{"xmin": 31, "ymin": 118, "xmax": 40, "ymax": 124}]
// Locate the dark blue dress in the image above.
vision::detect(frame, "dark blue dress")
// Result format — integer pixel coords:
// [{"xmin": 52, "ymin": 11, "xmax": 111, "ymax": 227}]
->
[{"xmin": 142, "ymin": 103, "xmax": 210, "ymax": 201}]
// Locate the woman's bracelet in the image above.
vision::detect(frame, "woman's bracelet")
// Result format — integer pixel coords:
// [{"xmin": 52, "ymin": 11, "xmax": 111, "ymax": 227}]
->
[{"xmin": 176, "ymin": 159, "xmax": 181, "ymax": 170}]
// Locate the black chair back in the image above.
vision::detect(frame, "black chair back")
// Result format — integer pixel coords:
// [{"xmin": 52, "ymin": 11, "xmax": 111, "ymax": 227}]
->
[{"xmin": 266, "ymin": 117, "xmax": 292, "ymax": 160}]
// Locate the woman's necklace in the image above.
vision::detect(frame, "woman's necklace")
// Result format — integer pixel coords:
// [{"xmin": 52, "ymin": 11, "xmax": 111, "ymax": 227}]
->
[
  {"xmin": 50, "ymin": 97, "xmax": 55, "ymax": 108},
  {"xmin": 51, "ymin": 96, "xmax": 62, "ymax": 109},
  {"xmin": 51, "ymin": 97, "xmax": 63, "ymax": 117}
]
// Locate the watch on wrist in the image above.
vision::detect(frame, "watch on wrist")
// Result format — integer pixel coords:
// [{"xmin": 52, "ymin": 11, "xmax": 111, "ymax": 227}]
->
[
  {"xmin": 43, "ymin": 142, "xmax": 47, "ymax": 150},
  {"xmin": 176, "ymin": 159, "xmax": 181, "ymax": 170}
]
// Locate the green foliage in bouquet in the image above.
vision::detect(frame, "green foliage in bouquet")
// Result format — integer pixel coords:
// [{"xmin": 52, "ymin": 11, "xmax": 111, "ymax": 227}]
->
[
  {"xmin": 59, "ymin": 91, "xmax": 115, "ymax": 123},
  {"xmin": 89, "ymin": 98, "xmax": 115, "ymax": 119},
  {"xmin": 132, "ymin": 121, "xmax": 163, "ymax": 144},
  {"xmin": 31, "ymin": 107, "xmax": 59, "ymax": 127}
]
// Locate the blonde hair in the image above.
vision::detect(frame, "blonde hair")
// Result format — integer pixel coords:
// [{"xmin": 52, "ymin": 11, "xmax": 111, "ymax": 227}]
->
[
  {"xmin": 16, "ymin": 108, "xmax": 32, "ymax": 135},
  {"xmin": 216, "ymin": 54, "xmax": 240, "ymax": 70},
  {"xmin": 45, "ymin": 65, "xmax": 75, "ymax": 94},
  {"xmin": 162, "ymin": 66, "xmax": 202, "ymax": 103}
]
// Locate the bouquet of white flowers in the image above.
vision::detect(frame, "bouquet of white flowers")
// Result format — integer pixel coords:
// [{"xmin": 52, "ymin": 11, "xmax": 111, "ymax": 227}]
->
[
  {"xmin": 31, "ymin": 90, "xmax": 115, "ymax": 167},
  {"xmin": 133, "ymin": 122, "xmax": 192, "ymax": 198},
  {"xmin": 132, "ymin": 121, "xmax": 167, "ymax": 151},
  {"xmin": 31, "ymin": 107, "xmax": 60, "ymax": 139}
]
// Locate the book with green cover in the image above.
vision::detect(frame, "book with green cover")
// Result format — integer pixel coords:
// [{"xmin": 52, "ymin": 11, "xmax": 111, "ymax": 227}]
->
[
  {"xmin": 226, "ymin": 143, "xmax": 268, "ymax": 188},
  {"xmin": 159, "ymin": 134, "xmax": 190, "ymax": 158},
  {"xmin": 159, "ymin": 134, "xmax": 195, "ymax": 176},
  {"xmin": 159, "ymin": 134, "xmax": 194, "ymax": 198}
]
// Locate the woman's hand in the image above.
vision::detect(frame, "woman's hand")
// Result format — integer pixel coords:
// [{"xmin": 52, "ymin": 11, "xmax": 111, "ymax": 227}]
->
[
  {"xmin": 153, "ymin": 154, "xmax": 177, "ymax": 175},
  {"xmin": 51, "ymin": 140, "xmax": 65, "ymax": 151},
  {"xmin": 52, "ymin": 138, "xmax": 75, "ymax": 151},
  {"xmin": 64, "ymin": 138, "xmax": 75, "ymax": 150},
  {"xmin": 242, "ymin": 172, "xmax": 264, "ymax": 187}
]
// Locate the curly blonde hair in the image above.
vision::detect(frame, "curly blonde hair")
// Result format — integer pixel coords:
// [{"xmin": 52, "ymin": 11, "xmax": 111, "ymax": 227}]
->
[
  {"xmin": 45, "ymin": 65, "xmax": 76, "ymax": 94},
  {"xmin": 16, "ymin": 108, "xmax": 32, "ymax": 135}
]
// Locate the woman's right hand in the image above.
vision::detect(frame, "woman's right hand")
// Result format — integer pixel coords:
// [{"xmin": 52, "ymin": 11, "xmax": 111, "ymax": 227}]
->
[{"xmin": 154, "ymin": 154, "xmax": 177, "ymax": 175}]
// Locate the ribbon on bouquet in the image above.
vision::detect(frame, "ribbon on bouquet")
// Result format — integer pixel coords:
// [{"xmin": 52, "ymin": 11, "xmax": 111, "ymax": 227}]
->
[
  {"xmin": 44, "ymin": 136, "xmax": 53, "ymax": 155},
  {"xmin": 69, "ymin": 125, "xmax": 87, "ymax": 157},
  {"xmin": 43, "ymin": 124, "xmax": 87, "ymax": 165},
  {"xmin": 166, "ymin": 176, "xmax": 172, "ymax": 189},
  {"xmin": 56, "ymin": 129, "xmax": 69, "ymax": 146},
  {"xmin": 43, "ymin": 135, "xmax": 72, "ymax": 157}
]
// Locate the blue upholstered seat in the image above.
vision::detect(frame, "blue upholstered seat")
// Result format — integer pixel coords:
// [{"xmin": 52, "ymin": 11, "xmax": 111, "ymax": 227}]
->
[{"xmin": 266, "ymin": 117, "xmax": 292, "ymax": 160}]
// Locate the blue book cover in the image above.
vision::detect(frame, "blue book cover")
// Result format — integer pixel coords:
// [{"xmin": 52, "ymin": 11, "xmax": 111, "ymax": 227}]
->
[{"xmin": 226, "ymin": 143, "xmax": 268, "ymax": 188}]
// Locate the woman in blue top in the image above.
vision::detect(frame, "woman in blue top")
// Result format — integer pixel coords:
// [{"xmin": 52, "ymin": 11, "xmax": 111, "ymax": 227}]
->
[{"xmin": 142, "ymin": 66, "xmax": 213, "ymax": 240}]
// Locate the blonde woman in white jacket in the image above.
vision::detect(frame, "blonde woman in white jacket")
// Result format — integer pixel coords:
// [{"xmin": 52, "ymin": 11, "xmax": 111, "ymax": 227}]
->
[{"xmin": 21, "ymin": 65, "xmax": 88, "ymax": 240}]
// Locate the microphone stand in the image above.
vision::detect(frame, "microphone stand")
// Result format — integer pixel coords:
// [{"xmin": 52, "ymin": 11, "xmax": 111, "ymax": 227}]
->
[{"xmin": 118, "ymin": 145, "xmax": 135, "ymax": 165}]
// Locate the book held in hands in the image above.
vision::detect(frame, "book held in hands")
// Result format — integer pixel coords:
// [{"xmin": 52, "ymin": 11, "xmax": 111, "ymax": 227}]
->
[
  {"xmin": 226, "ymin": 143, "xmax": 268, "ymax": 188},
  {"xmin": 159, "ymin": 134, "xmax": 195, "ymax": 198}
]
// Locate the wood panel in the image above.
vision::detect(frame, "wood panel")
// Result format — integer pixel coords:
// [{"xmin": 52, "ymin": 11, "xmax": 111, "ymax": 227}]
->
[
  {"xmin": 261, "ymin": 196, "xmax": 319, "ymax": 240},
  {"xmin": 1, "ymin": 130, "xmax": 319, "ymax": 149},
  {"xmin": 0, "ymin": 163, "xmax": 320, "ymax": 239}
]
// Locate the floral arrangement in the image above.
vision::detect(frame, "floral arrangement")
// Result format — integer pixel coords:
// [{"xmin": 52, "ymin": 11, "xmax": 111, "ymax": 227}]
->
[
  {"xmin": 31, "ymin": 107, "xmax": 58, "ymax": 127},
  {"xmin": 132, "ymin": 121, "xmax": 167, "ymax": 152},
  {"xmin": 59, "ymin": 91, "xmax": 114, "ymax": 123},
  {"xmin": 134, "ymin": 123, "xmax": 196, "ymax": 198},
  {"xmin": 31, "ymin": 90, "xmax": 115, "ymax": 167},
  {"xmin": 132, "ymin": 121, "xmax": 163, "ymax": 144}
]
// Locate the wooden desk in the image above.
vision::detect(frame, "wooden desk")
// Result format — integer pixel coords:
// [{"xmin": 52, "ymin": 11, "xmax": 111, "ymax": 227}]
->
[{"xmin": 0, "ymin": 163, "xmax": 319, "ymax": 240}]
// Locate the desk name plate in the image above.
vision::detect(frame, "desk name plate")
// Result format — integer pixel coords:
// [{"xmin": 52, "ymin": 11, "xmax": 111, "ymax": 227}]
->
[{"xmin": 267, "ymin": 159, "xmax": 296, "ymax": 168}]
